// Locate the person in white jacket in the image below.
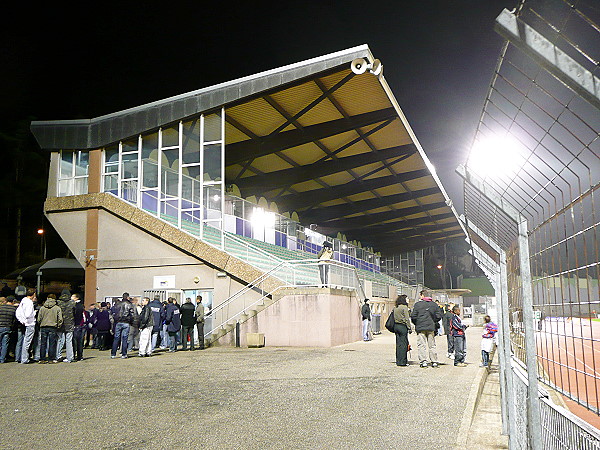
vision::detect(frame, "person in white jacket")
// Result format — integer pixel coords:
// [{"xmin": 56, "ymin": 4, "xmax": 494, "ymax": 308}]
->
[{"xmin": 15, "ymin": 288, "xmax": 37, "ymax": 364}]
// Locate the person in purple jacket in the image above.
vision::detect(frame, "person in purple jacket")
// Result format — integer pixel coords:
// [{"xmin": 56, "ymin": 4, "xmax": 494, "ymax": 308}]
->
[
  {"xmin": 450, "ymin": 305, "xmax": 468, "ymax": 367},
  {"xmin": 93, "ymin": 302, "xmax": 113, "ymax": 350}
]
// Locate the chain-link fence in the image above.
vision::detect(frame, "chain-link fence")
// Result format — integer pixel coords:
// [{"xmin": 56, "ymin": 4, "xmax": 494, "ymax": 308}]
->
[{"xmin": 460, "ymin": 0, "xmax": 600, "ymax": 448}]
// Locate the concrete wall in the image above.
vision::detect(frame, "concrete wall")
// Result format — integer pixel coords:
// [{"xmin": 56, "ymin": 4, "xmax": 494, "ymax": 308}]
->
[
  {"xmin": 238, "ymin": 288, "xmax": 362, "ymax": 347},
  {"xmin": 46, "ymin": 208, "xmax": 264, "ymax": 316}
]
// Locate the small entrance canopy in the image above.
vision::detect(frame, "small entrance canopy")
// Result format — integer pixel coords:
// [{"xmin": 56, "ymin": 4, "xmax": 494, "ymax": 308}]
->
[{"xmin": 6, "ymin": 258, "xmax": 84, "ymax": 282}]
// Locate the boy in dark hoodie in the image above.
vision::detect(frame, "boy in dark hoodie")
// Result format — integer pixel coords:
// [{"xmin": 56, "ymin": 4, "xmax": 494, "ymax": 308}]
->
[
  {"xmin": 450, "ymin": 305, "xmax": 468, "ymax": 367},
  {"xmin": 37, "ymin": 296, "xmax": 63, "ymax": 363}
]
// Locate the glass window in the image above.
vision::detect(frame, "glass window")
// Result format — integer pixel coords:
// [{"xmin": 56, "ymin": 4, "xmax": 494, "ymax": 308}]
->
[
  {"xmin": 60, "ymin": 152, "xmax": 73, "ymax": 178},
  {"xmin": 142, "ymin": 133, "xmax": 158, "ymax": 156},
  {"xmin": 58, "ymin": 179, "xmax": 73, "ymax": 197},
  {"xmin": 103, "ymin": 174, "xmax": 118, "ymax": 193},
  {"xmin": 204, "ymin": 113, "xmax": 222, "ymax": 142},
  {"xmin": 105, "ymin": 146, "xmax": 119, "ymax": 163},
  {"xmin": 161, "ymin": 125, "xmax": 179, "ymax": 148},
  {"xmin": 121, "ymin": 153, "xmax": 138, "ymax": 180},
  {"xmin": 205, "ymin": 186, "xmax": 222, "ymax": 212},
  {"xmin": 122, "ymin": 139, "xmax": 138, "ymax": 153},
  {"xmin": 203, "ymin": 143, "xmax": 222, "ymax": 181},
  {"xmin": 75, "ymin": 152, "xmax": 88, "ymax": 177},
  {"xmin": 161, "ymin": 149, "xmax": 179, "ymax": 198},
  {"xmin": 142, "ymin": 159, "xmax": 158, "ymax": 188},
  {"xmin": 182, "ymin": 119, "xmax": 201, "ymax": 164}
]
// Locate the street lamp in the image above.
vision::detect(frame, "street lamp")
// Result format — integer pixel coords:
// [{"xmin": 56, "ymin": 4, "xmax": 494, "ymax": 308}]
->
[
  {"xmin": 436, "ymin": 264, "xmax": 453, "ymax": 289},
  {"xmin": 37, "ymin": 228, "xmax": 46, "ymax": 260}
]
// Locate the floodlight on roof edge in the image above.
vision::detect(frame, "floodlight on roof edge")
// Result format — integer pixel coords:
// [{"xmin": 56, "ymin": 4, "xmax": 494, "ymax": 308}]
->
[{"xmin": 351, "ymin": 58, "xmax": 383, "ymax": 76}]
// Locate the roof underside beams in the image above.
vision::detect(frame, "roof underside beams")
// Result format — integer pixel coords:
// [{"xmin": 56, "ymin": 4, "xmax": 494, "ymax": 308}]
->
[
  {"xmin": 318, "ymin": 202, "xmax": 448, "ymax": 230},
  {"xmin": 232, "ymin": 143, "xmax": 417, "ymax": 191},
  {"xmin": 275, "ymin": 171, "xmax": 430, "ymax": 211},
  {"xmin": 225, "ymin": 107, "xmax": 397, "ymax": 165},
  {"xmin": 298, "ymin": 187, "xmax": 439, "ymax": 223},
  {"xmin": 327, "ymin": 212, "xmax": 456, "ymax": 236}
]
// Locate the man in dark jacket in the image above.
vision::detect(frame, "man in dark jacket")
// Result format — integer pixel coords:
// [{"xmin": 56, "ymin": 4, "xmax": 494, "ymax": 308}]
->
[
  {"xmin": 57, "ymin": 292, "xmax": 76, "ymax": 362},
  {"xmin": 0, "ymin": 297, "xmax": 17, "ymax": 363},
  {"xmin": 442, "ymin": 305, "xmax": 455, "ymax": 360},
  {"xmin": 180, "ymin": 298, "xmax": 196, "ymax": 351},
  {"xmin": 361, "ymin": 299, "xmax": 371, "ymax": 341},
  {"xmin": 165, "ymin": 297, "xmax": 181, "ymax": 352},
  {"xmin": 111, "ymin": 293, "xmax": 135, "ymax": 359},
  {"xmin": 410, "ymin": 290, "xmax": 442, "ymax": 368},
  {"xmin": 148, "ymin": 296, "xmax": 165, "ymax": 352},
  {"xmin": 72, "ymin": 294, "xmax": 87, "ymax": 361}
]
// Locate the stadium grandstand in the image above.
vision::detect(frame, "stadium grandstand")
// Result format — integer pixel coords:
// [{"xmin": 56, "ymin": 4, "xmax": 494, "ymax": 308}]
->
[{"xmin": 30, "ymin": 45, "xmax": 465, "ymax": 347}]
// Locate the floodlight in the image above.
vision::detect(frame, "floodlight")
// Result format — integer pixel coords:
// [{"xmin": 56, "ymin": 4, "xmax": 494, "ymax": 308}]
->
[{"xmin": 467, "ymin": 134, "xmax": 526, "ymax": 179}]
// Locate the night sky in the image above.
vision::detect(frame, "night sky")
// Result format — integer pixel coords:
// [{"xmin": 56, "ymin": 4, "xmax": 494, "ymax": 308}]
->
[{"xmin": 3, "ymin": 1, "xmax": 516, "ymax": 212}]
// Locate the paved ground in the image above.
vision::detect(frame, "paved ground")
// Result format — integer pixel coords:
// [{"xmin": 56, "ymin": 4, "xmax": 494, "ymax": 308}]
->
[{"xmin": 0, "ymin": 327, "xmax": 500, "ymax": 449}]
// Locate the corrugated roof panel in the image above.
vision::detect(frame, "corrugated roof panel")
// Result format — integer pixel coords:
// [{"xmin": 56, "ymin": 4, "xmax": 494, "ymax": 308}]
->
[
  {"xmin": 295, "ymin": 96, "xmax": 345, "ymax": 128},
  {"xmin": 225, "ymin": 122, "xmax": 250, "ymax": 144},
  {"xmin": 317, "ymin": 68, "xmax": 354, "ymax": 91},
  {"xmin": 402, "ymin": 178, "xmax": 435, "ymax": 191},
  {"xmin": 247, "ymin": 154, "xmax": 296, "ymax": 173},
  {"xmin": 278, "ymin": 142, "xmax": 327, "ymax": 165},
  {"xmin": 345, "ymin": 192, "xmax": 376, "ymax": 202},
  {"xmin": 226, "ymin": 97, "xmax": 286, "ymax": 136},
  {"xmin": 289, "ymin": 179, "xmax": 325, "ymax": 193},
  {"xmin": 344, "ymin": 162, "xmax": 384, "ymax": 178},
  {"xmin": 333, "ymin": 75, "xmax": 392, "ymax": 117},
  {"xmin": 366, "ymin": 119, "xmax": 412, "ymax": 149},
  {"xmin": 317, "ymin": 171, "xmax": 355, "ymax": 186},
  {"xmin": 372, "ymin": 185, "xmax": 407, "ymax": 197}
]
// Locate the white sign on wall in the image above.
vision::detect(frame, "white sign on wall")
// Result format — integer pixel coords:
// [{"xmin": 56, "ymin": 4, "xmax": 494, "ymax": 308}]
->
[{"xmin": 153, "ymin": 275, "xmax": 176, "ymax": 289}]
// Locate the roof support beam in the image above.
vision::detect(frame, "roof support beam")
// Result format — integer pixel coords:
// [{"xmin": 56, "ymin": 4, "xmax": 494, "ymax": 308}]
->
[
  {"xmin": 319, "ymin": 201, "xmax": 448, "ymax": 230},
  {"xmin": 234, "ymin": 144, "xmax": 417, "ymax": 191},
  {"xmin": 225, "ymin": 107, "xmax": 397, "ymax": 165},
  {"xmin": 299, "ymin": 186, "xmax": 439, "ymax": 223},
  {"xmin": 277, "ymin": 170, "xmax": 429, "ymax": 211},
  {"xmin": 375, "ymin": 230, "xmax": 465, "ymax": 254},
  {"xmin": 337, "ymin": 212, "xmax": 456, "ymax": 236}
]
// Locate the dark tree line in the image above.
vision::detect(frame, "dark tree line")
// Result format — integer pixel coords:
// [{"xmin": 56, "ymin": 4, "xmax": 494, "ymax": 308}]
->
[{"xmin": 0, "ymin": 118, "xmax": 67, "ymax": 276}]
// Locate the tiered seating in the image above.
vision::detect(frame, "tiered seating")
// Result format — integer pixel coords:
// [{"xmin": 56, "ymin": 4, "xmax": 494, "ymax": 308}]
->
[{"xmin": 153, "ymin": 209, "xmax": 406, "ymax": 292}]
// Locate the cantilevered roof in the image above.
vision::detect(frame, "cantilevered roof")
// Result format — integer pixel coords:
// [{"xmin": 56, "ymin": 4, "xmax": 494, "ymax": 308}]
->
[{"xmin": 31, "ymin": 45, "xmax": 465, "ymax": 254}]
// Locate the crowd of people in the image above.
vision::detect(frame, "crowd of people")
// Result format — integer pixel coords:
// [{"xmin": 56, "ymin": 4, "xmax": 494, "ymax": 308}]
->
[
  {"xmin": 0, "ymin": 288, "xmax": 208, "ymax": 364},
  {"xmin": 386, "ymin": 289, "xmax": 498, "ymax": 368}
]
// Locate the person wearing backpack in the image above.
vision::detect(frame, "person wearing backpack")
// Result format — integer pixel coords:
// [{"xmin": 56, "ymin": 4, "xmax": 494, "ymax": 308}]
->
[
  {"xmin": 110, "ymin": 293, "xmax": 135, "ymax": 359},
  {"xmin": 410, "ymin": 290, "xmax": 442, "ymax": 368}
]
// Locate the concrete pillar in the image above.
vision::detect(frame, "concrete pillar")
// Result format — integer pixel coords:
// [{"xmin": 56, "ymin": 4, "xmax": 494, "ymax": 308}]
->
[{"xmin": 84, "ymin": 149, "xmax": 102, "ymax": 307}]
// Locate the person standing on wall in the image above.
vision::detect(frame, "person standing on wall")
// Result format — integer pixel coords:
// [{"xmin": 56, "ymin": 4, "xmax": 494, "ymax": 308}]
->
[
  {"xmin": 410, "ymin": 290, "xmax": 442, "ymax": 368},
  {"xmin": 317, "ymin": 241, "xmax": 334, "ymax": 286},
  {"xmin": 393, "ymin": 294, "xmax": 412, "ymax": 366},
  {"xmin": 361, "ymin": 299, "xmax": 372, "ymax": 342}
]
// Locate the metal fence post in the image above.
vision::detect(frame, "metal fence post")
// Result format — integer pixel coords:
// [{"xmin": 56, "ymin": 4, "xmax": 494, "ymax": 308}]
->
[
  {"xmin": 499, "ymin": 250, "xmax": 518, "ymax": 449},
  {"xmin": 518, "ymin": 218, "xmax": 542, "ymax": 449}
]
